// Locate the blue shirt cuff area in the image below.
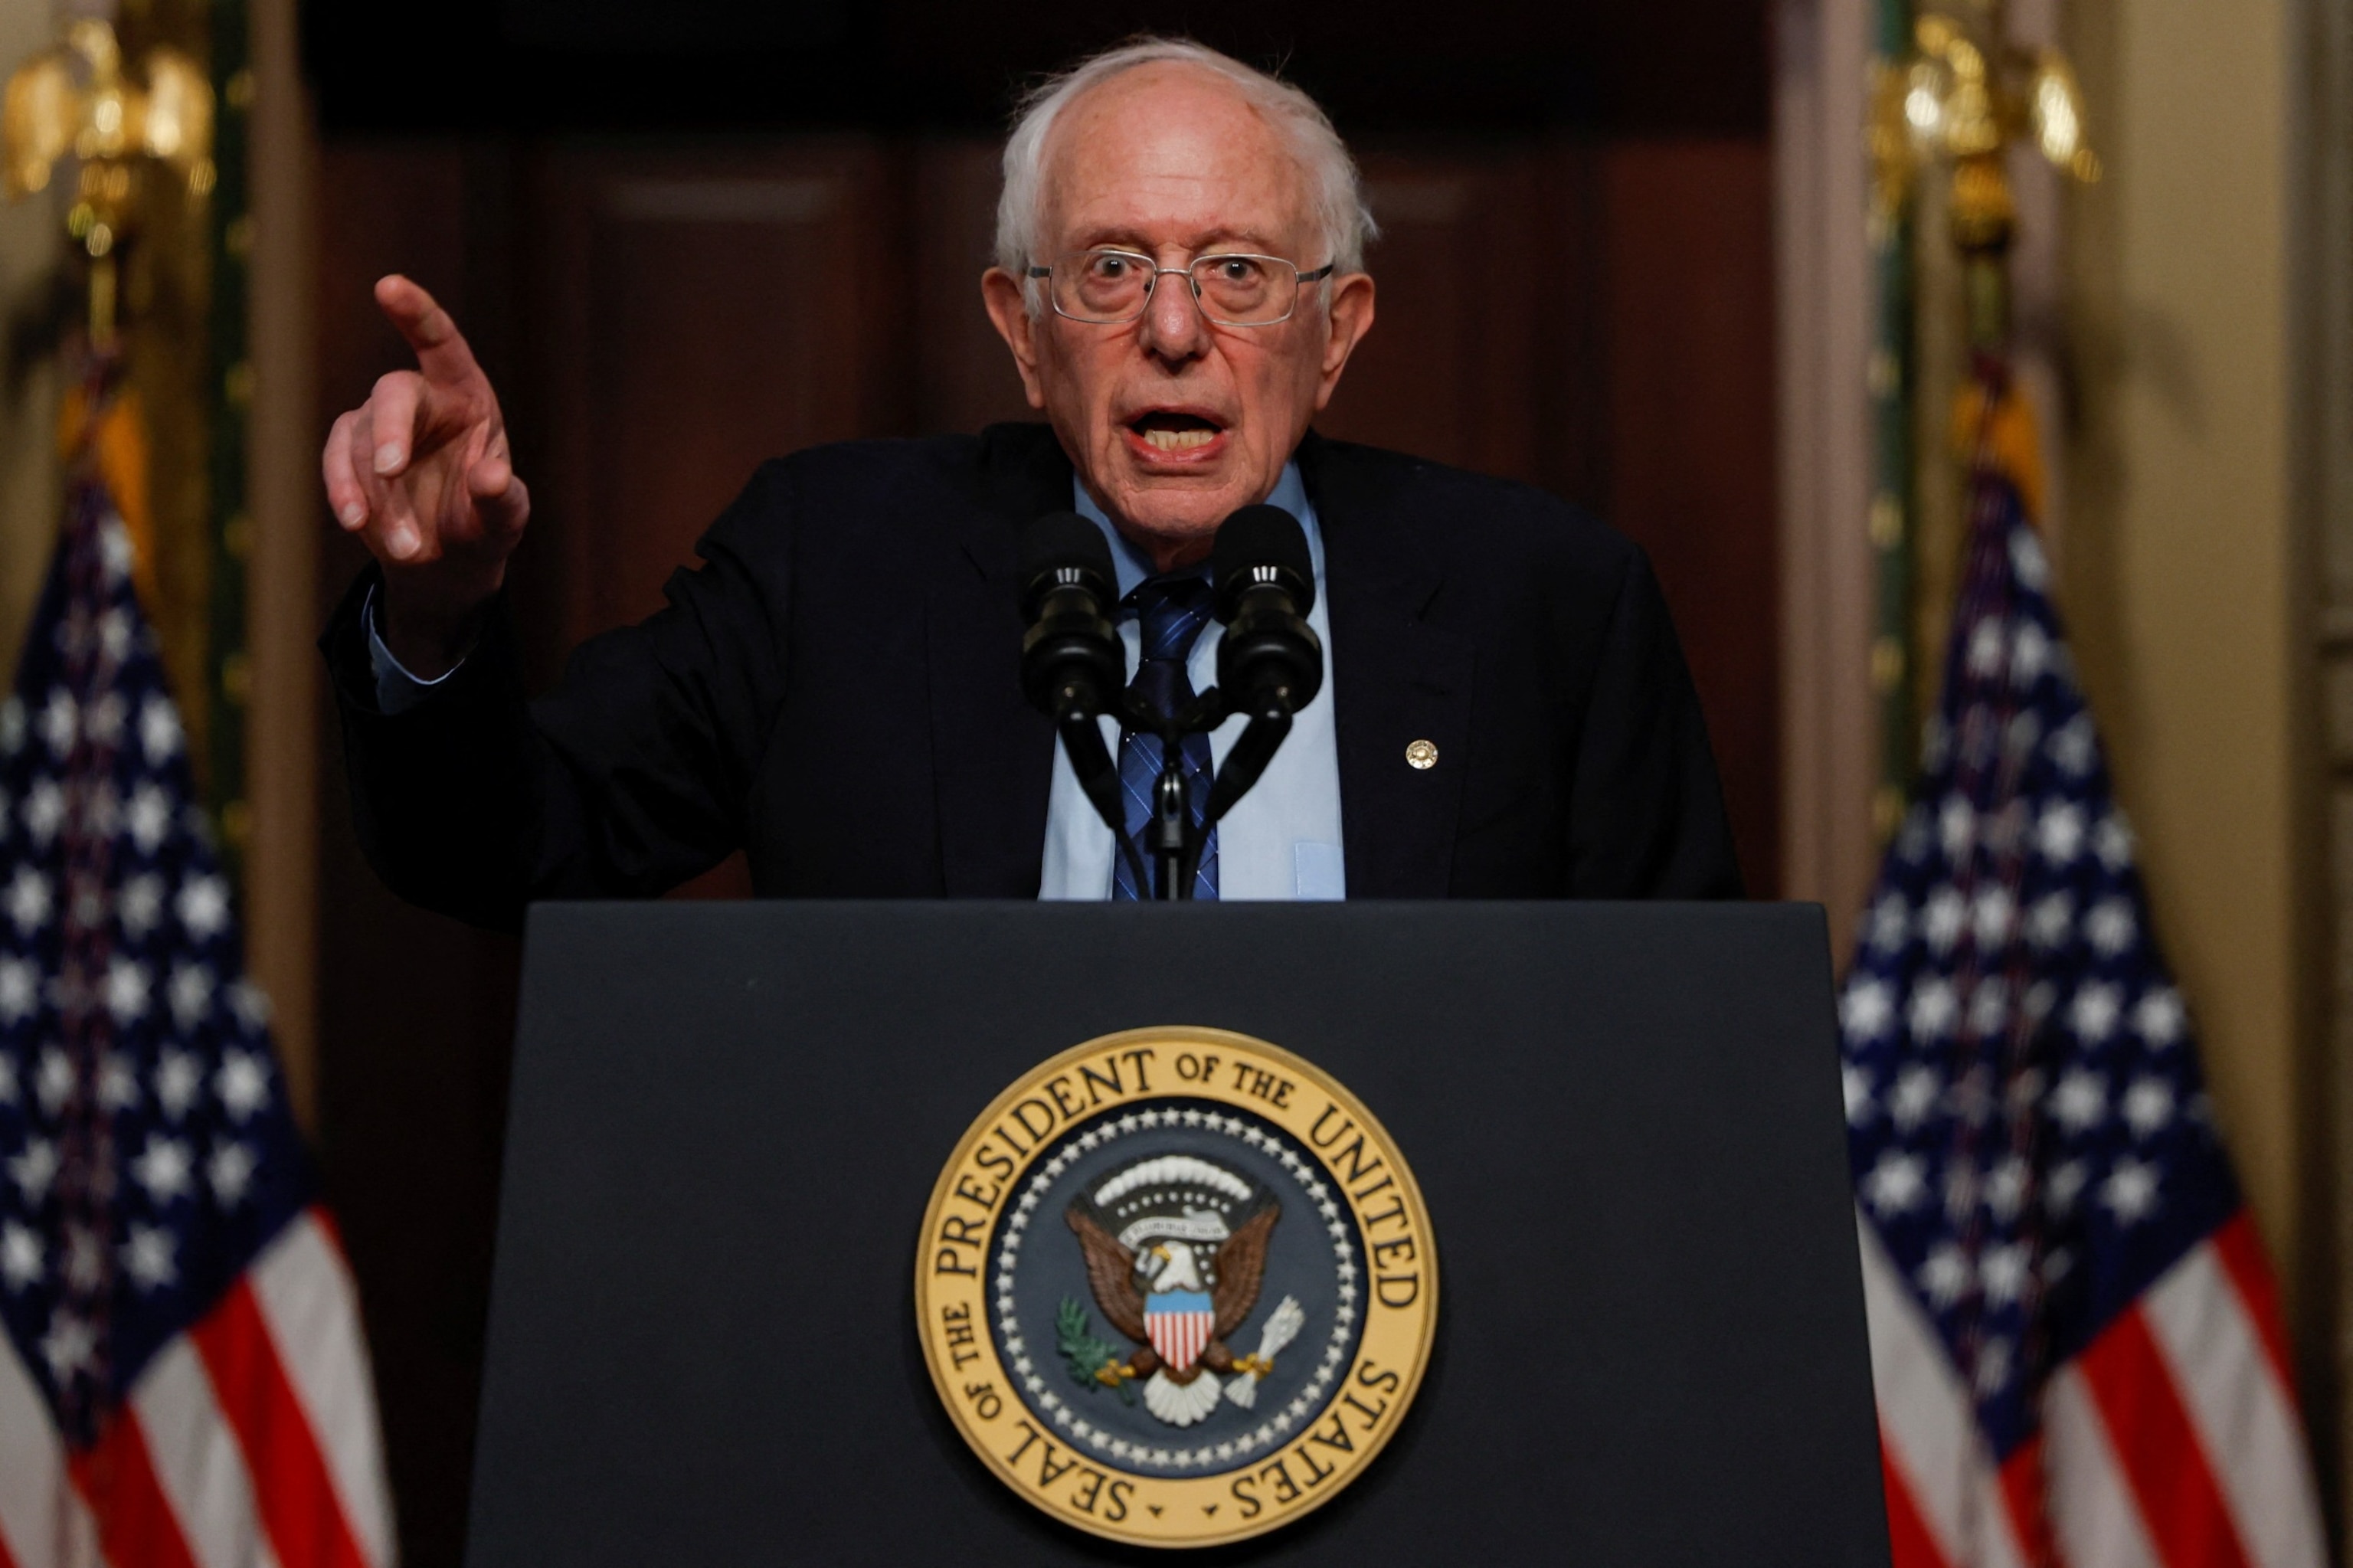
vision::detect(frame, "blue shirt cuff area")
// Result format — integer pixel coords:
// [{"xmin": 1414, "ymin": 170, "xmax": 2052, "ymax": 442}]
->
[{"xmin": 364, "ymin": 585, "xmax": 463, "ymax": 715}]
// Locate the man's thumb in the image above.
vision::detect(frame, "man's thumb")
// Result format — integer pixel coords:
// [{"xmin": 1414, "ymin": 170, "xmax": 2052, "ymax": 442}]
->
[{"xmin": 470, "ymin": 458, "xmax": 529, "ymax": 535}]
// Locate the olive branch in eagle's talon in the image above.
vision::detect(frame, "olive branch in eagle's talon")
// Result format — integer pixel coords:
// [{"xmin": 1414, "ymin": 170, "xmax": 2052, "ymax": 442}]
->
[{"xmin": 1056, "ymin": 1297, "xmax": 1137, "ymax": 1404}]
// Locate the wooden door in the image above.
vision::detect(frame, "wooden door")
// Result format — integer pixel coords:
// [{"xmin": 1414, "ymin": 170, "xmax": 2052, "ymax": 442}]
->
[{"xmin": 525, "ymin": 144, "xmax": 905, "ymax": 643}]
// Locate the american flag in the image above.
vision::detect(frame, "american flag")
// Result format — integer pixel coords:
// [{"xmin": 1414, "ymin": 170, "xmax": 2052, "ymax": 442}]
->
[
  {"xmin": 0, "ymin": 459, "xmax": 394, "ymax": 1567},
  {"xmin": 1839, "ymin": 378, "xmax": 2326, "ymax": 1568}
]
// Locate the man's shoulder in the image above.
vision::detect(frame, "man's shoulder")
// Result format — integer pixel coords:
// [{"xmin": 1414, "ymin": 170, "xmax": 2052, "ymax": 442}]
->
[
  {"xmin": 736, "ymin": 424, "xmax": 1057, "ymax": 505},
  {"xmin": 1301, "ymin": 433, "xmax": 1641, "ymax": 581},
  {"xmin": 698, "ymin": 424, "xmax": 1064, "ymax": 565}
]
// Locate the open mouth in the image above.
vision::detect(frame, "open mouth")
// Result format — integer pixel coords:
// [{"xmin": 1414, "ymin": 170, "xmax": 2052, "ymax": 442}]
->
[{"xmin": 1127, "ymin": 411, "xmax": 1226, "ymax": 453}]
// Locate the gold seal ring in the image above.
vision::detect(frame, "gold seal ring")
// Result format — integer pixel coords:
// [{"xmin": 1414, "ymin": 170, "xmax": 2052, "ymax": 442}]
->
[{"xmin": 916, "ymin": 1026, "xmax": 1438, "ymax": 1547}]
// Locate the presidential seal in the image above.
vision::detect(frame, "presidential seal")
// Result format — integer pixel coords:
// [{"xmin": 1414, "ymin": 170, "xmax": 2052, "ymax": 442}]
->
[{"xmin": 917, "ymin": 1026, "xmax": 1437, "ymax": 1548}]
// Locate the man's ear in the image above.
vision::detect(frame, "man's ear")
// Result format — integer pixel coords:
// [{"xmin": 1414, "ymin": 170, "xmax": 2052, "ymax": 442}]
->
[
  {"xmin": 982, "ymin": 268, "xmax": 1049, "ymax": 410},
  {"xmin": 1311, "ymin": 272, "xmax": 1376, "ymax": 412}
]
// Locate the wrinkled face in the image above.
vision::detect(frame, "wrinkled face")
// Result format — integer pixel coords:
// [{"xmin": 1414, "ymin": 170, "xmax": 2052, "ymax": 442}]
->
[{"xmin": 983, "ymin": 64, "xmax": 1376, "ymax": 572}]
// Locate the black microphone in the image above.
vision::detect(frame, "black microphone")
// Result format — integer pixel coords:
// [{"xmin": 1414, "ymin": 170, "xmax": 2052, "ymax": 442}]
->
[
  {"xmin": 1211, "ymin": 505, "xmax": 1323, "ymax": 716},
  {"xmin": 1016, "ymin": 513, "xmax": 1137, "ymax": 878},
  {"xmin": 1190, "ymin": 506, "xmax": 1325, "ymax": 854},
  {"xmin": 1019, "ymin": 512, "xmax": 1123, "ymax": 722}
]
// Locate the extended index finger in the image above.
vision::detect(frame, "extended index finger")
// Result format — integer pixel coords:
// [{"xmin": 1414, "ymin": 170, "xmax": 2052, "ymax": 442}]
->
[{"xmin": 374, "ymin": 273, "xmax": 485, "ymax": 389}]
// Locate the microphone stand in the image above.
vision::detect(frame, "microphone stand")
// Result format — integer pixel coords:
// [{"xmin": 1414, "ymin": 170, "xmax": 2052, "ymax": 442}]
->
[
  {"xmin": 1118, "ymin": 686, "xmax": 1297, "ymax": 901},
  {"xmin": 1054, "ymin": 704, "xmax": 1153, "ymax": 898},
  {"xmin": 1179, "ymin": 700, "xmax": 1291, "ymax": 893},
  {"xmin": 1065, "ymin": 581, "xmax": 1314, "ymax": 901},
  {"xmin": 1044, "ymin": 674, "xmax": 1218, "ymax": 902},
  {"xmin": 1121, "ymin": 688, "xmax": 1226, "ymax": 901}
]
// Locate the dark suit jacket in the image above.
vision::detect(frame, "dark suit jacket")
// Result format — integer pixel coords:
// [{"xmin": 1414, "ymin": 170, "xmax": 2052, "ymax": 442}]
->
[{"xmin": 322, "ymin": 424, "xmax": 1742, "ymax": 927}]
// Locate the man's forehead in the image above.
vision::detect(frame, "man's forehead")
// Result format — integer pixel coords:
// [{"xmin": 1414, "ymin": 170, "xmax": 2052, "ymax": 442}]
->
[{"xmin": 1039, "ymin": 65, "xmax": 1314, "ymax": 250}]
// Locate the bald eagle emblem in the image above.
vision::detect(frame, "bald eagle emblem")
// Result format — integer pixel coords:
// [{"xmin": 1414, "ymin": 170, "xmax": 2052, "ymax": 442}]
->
[{"xmin": 1061, "ymin": 1154, "xmax": 1306, "ymax": 1427}]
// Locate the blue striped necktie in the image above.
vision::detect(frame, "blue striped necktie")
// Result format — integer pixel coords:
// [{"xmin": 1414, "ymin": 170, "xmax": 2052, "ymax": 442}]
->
[{"xmin": 1112, "ymin": 576, "xmax": 1219, "ymax": 900}]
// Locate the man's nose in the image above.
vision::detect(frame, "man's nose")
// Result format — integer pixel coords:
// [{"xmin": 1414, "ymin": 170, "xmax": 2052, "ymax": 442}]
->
[{"xmin": 1137, "ymin": 270, "xmax": 1208, "ymax": 363}]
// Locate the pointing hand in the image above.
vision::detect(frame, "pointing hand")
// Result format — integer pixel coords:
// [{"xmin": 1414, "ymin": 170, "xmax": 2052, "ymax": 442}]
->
[{"xmin": 320, "ymin": 274, "xmax": 529, "ymax": 677}]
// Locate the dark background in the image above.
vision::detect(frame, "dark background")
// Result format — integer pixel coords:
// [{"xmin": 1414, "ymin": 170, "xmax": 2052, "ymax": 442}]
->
[
  {"xmin": 301, "ymin": 3, "xmax": 1777, "ymax": 1560},
  {"xmin": 307, "ymin": 0, "xmax": 1767, "ymax": 136}
]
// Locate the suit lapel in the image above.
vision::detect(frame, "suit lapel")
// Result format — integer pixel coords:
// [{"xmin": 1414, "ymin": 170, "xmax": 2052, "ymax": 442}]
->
[
  {"xmin": 926, "ymin": 426, "xmax": 1072, "ymax": 895},
  {"xmin": 1302, "ymin": 434, "xmax": 1475, "ymax": 898}
]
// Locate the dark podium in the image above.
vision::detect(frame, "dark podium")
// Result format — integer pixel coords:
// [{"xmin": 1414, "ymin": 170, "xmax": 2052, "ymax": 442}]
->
[{"xmin": 464, "ymin": 902, "xmax": 1889, "ymax": 1566}]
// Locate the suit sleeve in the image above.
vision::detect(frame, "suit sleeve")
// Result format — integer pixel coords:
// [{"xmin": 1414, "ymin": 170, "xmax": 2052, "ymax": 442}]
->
[
  {"xmin": 319, "ymin": 461, "xmax": 797, "ymax": 930},
  {"xmin": 1564, "ymin": 545, "xmax": 1745, "ymax": 899}
]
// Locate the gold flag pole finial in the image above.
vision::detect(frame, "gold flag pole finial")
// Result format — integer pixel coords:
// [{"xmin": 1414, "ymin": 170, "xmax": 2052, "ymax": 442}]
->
[
  {"xmin": 3, "ymin": 17, "xmax": 215, "ymax": 354},
  {"xmin": 1870, "ymin": 2, "xmax": 2099, "ymax": 345}
]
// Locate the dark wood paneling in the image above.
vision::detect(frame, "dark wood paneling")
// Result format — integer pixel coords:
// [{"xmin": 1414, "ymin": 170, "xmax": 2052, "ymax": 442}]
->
[
  {"xmin": 1599, "ymin": 142, "xmax": 1779, "ymax": 896},
  {"xmin": 526, "ymin": 143, "xmax": 905, "ymax": 643},
  {"xmin": 912, "ymin": 139, "xmax": 1037, "ymax": 436},
  {"xmin": 1320, "ymin": 145, "xmax": 1604, "ymax": 507},
  {"xmin": 312, "ymin": 142, "xmax": 522, "ymax": 1568}
]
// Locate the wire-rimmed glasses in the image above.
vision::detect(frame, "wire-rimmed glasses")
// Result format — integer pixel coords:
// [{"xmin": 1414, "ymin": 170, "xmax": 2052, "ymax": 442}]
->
[{"xmin": 1026, "ymin": 248, "xmax": 1337, "ymax": 327}]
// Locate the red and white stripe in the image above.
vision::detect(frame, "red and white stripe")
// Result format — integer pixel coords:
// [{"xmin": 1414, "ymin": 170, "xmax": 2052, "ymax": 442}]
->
[
  {"xmin": 1864, "ymin": 1208, "xmax": 2324, "ymax": 1568},
  {"xmin": 0, "ymin": 1208, "xmax": 394, "ymax": 1568},
  {"xmin": 1147, "ymin": 1306, "xmax": 1214, "ymax": 1374}
]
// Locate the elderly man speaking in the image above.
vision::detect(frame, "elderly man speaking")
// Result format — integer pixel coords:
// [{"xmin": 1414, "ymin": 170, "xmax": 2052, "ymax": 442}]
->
[{"xmin": 318, "ymin": 38, "xmax": 1740, "ymax": 921}]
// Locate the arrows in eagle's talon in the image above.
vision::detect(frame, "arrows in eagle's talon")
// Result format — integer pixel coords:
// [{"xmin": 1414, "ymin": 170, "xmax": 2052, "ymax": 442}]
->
[{"xmin": 1224, "ymin": 1295, "xmax": 1307, "ymax": 1409}]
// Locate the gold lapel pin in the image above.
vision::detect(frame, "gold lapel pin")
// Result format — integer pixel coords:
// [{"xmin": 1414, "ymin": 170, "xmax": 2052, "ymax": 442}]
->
[{"xmin": 1406, "ymin": 738, "xmax": 1438, "ymax": 770}]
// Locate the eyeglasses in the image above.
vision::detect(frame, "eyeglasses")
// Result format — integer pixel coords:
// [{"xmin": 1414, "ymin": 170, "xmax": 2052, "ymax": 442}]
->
[{"xmin": 1026, "ymin": 248, "xmax": 1337, "ymax": 327}]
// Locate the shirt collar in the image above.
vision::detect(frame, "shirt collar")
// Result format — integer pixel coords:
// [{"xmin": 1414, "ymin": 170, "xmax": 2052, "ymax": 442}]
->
[{"xmin": 1073, "ymin": 462, "xmax": 1317, "ymax": 602}]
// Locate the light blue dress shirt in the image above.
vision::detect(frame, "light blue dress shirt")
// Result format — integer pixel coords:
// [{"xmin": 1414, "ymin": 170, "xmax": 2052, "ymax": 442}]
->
[
  {"xmin": 368, "ymin": 460, "xmax": 1346, "ymax": 900},
  {"xmin": 1038, "ymin": 463, "xmax": 1344, "ymax": 901}
]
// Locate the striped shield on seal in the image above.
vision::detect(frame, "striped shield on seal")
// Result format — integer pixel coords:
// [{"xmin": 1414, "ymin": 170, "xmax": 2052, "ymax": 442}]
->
[{"xmin": 1144, "ymin": 1289, "xmax": 1216, "ymax": 1373}]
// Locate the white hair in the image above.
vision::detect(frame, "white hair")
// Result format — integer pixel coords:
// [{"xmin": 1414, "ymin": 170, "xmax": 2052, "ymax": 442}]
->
[{"xmin": 994, "ymin": 37, "xmax": 1379, "ymax": 312}]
